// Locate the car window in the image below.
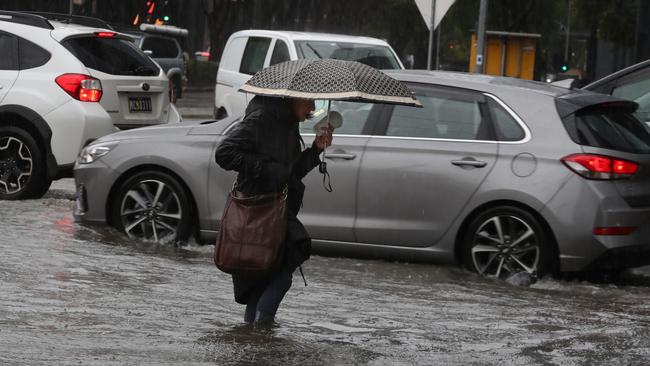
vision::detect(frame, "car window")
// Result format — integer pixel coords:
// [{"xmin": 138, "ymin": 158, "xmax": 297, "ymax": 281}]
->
[
  {"xmin": 300, "ymin": 100, "xmax": 372, "ymax": 135},
  {"xmin": 488, "ymin": 98, "xmax": 525, "ymax": 141},
  {"xmin": 62, "ymin": 36, "xmax": 160, "ymax": 76},
  {"xmin": 562, "ymin": 106, "xmax": 650, "ymax": 154},
  {"xmin": 240, "ymin": 37, "xmax": 271, "ymax": 75},
  {"xmin": 19, "ymin": 38, "xmax": 51, "ymax": 70},
  {"xmin": 611, "ymin": 69, "xmax": 650, "ymax": 125},
  {"xmin": 0, "ymin": 32, "xmax": 18, "ymax": 70},
  {"xmin": 269, "ymin": 39, "xmax": 290, "ymax": 66},
  {"xmin": 386, "ymin": 86, "xmax": 489, "ymax": 140},
  {"xmin": 295, "ymin": 41, "xmax": 401, "ymax": 69},
  {"xmin": 141, "ymin": 36, "xmax": 179, "ymax": 58}
]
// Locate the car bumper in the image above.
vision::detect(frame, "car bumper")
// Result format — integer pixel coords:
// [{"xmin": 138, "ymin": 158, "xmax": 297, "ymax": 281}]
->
[
  {"xmin": 45, "ymin": 100, "xmax": 117, "ymax": 166},
  {"xmin": 73, "ymin": 160, "xmax": 118, "ymax": 225},
  {"xmin": 543, "ymin": 176, "xmax": 650, "ymax": 272}
]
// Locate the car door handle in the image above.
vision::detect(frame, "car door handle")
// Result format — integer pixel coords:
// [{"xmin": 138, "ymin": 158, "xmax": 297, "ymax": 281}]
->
[
  {"xmin": 325, "ymin": 152, "xmax": 357, "ymax": 160},
  {"xmin": 451, "ymin": 159, "xmax": 487, "ymax": 168}
]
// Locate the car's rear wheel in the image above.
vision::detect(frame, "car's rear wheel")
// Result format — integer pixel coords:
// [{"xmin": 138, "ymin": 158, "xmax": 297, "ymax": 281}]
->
[
  {"xmin": 462, "ymin": 206, "xmax": 552, "ymax": 279},
  {"xmin": 112, "ymin": 170, "xmax": 192, "ymax": 245},
  {"xmin": 0, "ymin": 126, "xmax": 51, "ymax": 200}
]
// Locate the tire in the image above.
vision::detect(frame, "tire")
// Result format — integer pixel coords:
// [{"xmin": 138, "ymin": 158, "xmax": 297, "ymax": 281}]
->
[
  {"xmin": 461, "ymin": 205, "xmax": 553, "ymax": 279},
  {"xmin": 112, "ymin": 170, "xmax": 192, "ymax": 245},
  {"xmin": 215, "ymin": 107, "xmax": 227, "ymax": 120},
  {"xmin": 0, "ymin": 126, "xmax": 51, "ymax": 200},
  {"xmin": 172, "ymin": 77, "xmax": 182, "ymax": 101}
]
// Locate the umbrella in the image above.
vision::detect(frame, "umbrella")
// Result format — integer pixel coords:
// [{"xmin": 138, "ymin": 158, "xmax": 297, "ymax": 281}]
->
[
  {"xmin": 239, "ymin": 59, "xmax": 421, "ymax": 192},
  {"xmin": 238, "ymin": 58, "xmax": 421, "ymax": 107}
]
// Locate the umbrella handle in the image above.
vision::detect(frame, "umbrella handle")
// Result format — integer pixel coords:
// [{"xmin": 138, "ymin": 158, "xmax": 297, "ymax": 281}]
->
[{"xmin": 318, "ymin": 100, "xmax": 332, "ymax": 192}]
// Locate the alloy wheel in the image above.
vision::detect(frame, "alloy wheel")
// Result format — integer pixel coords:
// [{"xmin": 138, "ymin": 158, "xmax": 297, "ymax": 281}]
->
[
  {"xmin": 0, "ymin": 136, "xmax": 33, "ymax": 195},
  {"xmin": 119, "ymin": 179, "xmax": 183, "ymax": 244},
  {"xmin": 470, "ymin": 215, "xmax": 540, "ymax": 279}
]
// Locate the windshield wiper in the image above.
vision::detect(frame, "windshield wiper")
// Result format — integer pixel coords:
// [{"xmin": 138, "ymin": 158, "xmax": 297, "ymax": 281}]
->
[
  {"xmin": 306, "ymin": 43, "xmax": 323, "ymax": 59},
  {"xmin": 130, "ymin": 65, "xmax": 156, "ymax": 75}
]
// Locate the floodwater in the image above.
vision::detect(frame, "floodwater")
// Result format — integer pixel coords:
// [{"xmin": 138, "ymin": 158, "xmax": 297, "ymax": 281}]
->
[{"xmin": 1, "ymin": 179, "xmax": 650, "ymax": 365}]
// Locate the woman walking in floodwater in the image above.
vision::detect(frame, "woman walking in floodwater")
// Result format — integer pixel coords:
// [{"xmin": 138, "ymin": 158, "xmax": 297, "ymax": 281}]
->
[{"xmin": 214, "ymin": 95, "xmax": 333, "ymax": 326}]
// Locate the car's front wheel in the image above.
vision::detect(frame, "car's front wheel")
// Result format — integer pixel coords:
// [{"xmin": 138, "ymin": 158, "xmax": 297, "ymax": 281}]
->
[
  {"xmin": 462, "ymin": 206, "xmax": 553, "ymax": 279},
  {"xmin": 0, "ymin": 126, "xmax": 51, "ymax": 200},
  {"xmin": 112, "ymin": 170, "xmax": 192, "ymax": 245}
]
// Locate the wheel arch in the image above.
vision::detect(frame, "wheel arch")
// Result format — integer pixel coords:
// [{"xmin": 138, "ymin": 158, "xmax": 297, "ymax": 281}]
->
[
  {"xmin": 106, "ymin": 164, "xmax": 201, "ymax": 242},
  {"xmin": 0, "ymin": 105, "xmax": 58, "ymax": 179},
  {"xmin": 453, "ymin": 199, "xmax": 560, "ymax": 274}
]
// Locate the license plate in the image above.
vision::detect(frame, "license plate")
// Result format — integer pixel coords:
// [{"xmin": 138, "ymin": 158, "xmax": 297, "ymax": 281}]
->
[{"xmin": 129, "ymin": 97, "xmax": 152, "ymax": 112}]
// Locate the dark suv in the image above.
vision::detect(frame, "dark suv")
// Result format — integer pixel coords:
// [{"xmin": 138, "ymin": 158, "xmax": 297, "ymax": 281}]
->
[{"xmin": 119, "ymin": 24, "xmax": 188, "ymax": 102}]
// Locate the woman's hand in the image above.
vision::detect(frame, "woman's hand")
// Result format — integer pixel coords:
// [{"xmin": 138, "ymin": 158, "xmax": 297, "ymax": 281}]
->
[{"xmin": 312, "ymin": 126, "xmax": 334, "ymax": 151}]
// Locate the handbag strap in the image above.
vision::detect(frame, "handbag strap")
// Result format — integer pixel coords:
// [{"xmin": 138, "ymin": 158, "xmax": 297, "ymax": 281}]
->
[{"xmin": 231, "ymin": 183, "xmax": 288, "ymax": 203}]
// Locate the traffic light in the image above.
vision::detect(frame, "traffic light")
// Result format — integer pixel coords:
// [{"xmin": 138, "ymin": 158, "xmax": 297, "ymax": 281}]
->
[
  {"xmin": 163, "ymin": 15, "xmax": 170, "ymax": 22},
  {"xmin": 560, "ymin": 63, "xmax": 569, "ymax": 72}
]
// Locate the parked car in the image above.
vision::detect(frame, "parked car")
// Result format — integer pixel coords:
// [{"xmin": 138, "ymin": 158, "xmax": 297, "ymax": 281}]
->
[
  {"xmin": 74, "ymin": 70, "xmax": 650, "ymax": 279},
  {"xmin": 214, "ymin": 30, "xmax": 404, "ymax": 120},
  {"xmin": 118, "ymin": 24, "xmax": 189, "ymax": 102},
  {"xmin": 583, "ymin": 59, "xmax": 650, "ymax": 127},
  {"xmin": 194, "ymin": 47, "xmax": 211, "ymax": 62},
  {"xmin": 0, "ymin": 11, "xmax": 180, "ymax": 200}
]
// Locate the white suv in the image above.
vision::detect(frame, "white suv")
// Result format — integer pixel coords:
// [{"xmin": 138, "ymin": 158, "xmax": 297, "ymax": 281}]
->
[
  {"xmin": 0, "ymin": 11, "xmax": 180, "ymax": 200},
  {"xmin": 214, "ymin": 29, "xmax": 404, "ymax": 119}
]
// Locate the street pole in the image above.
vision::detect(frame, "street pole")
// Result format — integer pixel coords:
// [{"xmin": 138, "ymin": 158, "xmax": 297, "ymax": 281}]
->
[
  {"xmin": 474, "ymin": 0, "xmax": 487, "ymax": 74},
  {"xmin": 427, "ymin": 0, "xmax": 437, "ymax": 70},
  {"xmin": 564, "ymin": 0, "xmax": 571, "ymax": 63},
  {"xmin": 69, "ymin": 0, "xmax": 74, "ymax": 15}
]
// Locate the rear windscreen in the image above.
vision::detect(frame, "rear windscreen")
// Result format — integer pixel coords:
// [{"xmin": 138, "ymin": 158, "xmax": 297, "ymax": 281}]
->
[
  {"xmin": 62, "ymin": 36, "xmax": 159, "ymax": 76},
  {"xmin": 562, "ymin": 106, "xmax": 650, "ymax": 154}
]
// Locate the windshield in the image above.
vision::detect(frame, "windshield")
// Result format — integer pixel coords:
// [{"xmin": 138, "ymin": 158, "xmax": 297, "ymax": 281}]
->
[
  {"xmin": 295, "ymin": 41, "xmax": 401, "ymax": 69},
  {"xmin": 62, "ymin": 36, "xmax": 160, "ymax": 76}
]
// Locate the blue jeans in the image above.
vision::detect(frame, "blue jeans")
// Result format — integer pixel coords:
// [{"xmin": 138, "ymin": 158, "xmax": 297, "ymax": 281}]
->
[{"xmin": 244, "ymin": 267, "xmax": 293, "ymax": 324}]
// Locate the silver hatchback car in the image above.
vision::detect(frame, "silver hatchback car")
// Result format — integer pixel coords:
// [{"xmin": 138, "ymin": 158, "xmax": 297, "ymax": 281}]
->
[{"xmin": 73, "ymin": 70, "xmax": 650, "ymax": 279}]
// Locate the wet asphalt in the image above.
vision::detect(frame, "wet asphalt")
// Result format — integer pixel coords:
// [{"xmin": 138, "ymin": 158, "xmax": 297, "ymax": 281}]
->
[{"xmin": 2, "ymin": 178, "xmax": 650, "ymax": 365}]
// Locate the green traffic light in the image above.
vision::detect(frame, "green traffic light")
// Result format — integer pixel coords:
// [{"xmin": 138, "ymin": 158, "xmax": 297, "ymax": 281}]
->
[
  {"xmin": 561, "ymin": 64, "xmax": 568, "ymax": 72},
  {"xmin": 163, "ymin": 15, "xmax": 170, "ymax": 21}
]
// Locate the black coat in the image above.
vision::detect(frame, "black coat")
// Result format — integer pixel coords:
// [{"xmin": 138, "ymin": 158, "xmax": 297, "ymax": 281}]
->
[{"xmin": 214, "ymin": 95, "xmax": 321, "ymax": 304}]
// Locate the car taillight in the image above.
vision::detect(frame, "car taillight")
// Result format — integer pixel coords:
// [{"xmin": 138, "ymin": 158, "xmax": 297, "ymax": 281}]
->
[
  {"xmin": 55, "ymin": 74, "xmax": 103, "ymax": 102},
  {"xmin": 562, "ymin": 154, "xmax": 639, "ymax": 180},
  {"xmin": 95, "ymin": 31, "xmax": 116, "ymax": 38}
]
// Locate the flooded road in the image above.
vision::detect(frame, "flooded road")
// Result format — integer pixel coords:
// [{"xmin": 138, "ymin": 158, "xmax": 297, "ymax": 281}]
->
[{"xmin": 2, "ymin": 179, "xmax": 650, "ymax": 365}]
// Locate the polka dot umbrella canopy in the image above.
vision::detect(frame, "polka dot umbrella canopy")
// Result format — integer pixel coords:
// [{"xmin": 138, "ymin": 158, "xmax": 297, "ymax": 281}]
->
[{"xmin": 239, "ymin": 58, "xmax": 421, "ymax": 107}]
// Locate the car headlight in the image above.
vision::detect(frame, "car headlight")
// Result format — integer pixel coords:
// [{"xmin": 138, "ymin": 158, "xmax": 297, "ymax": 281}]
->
[{"xmin": 77, "ymin": 141, "xmax": 119, "ymax": 164}]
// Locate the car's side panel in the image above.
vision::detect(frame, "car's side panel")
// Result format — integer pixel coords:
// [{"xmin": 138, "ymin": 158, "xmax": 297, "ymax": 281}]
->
[
  {"xmin": 300, "ymin": 135, "xmax": 370, "ymax": 242},
  {"xmin": 356, "ymin": 137, "xmax": 497, "ymax": 247},
  {"xmin": 0, "ymin": 70, "xmax": 18, "ymax": 103}
]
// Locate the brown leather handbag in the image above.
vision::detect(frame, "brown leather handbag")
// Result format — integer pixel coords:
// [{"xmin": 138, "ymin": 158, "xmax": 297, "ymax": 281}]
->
[{"xmin": 214, "ymin": 187, "xmax": 288, "ymax": 277}]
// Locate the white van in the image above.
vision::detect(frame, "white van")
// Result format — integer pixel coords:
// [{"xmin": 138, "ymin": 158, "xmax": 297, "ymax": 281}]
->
[{"xmin": 214, "ymin": 29, "xmax": 404, "ymax": 119}]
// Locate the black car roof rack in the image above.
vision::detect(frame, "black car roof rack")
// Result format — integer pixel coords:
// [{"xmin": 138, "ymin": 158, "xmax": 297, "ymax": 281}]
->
[
  {"xmin": 0, "ymin": 11, "xmax": 53, "ymax": 30},
  {"xmin": 25, "ymin": 12, "xmax": 113, "ymax": 30}
]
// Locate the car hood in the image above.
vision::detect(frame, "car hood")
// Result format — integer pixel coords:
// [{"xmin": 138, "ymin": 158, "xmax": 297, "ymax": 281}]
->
[{"xmin": 93, "ymin": 122, "xmax": 199, "ymax": 143}]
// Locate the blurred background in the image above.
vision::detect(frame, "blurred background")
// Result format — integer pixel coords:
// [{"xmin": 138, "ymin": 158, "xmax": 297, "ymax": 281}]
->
[{"xmin": 2, "ymin": 0, "xmax": 649, "ymax": 86}]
